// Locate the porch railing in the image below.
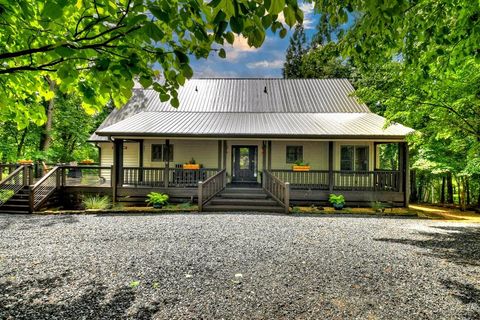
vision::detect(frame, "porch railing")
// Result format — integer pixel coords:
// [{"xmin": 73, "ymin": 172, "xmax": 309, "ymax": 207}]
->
[
  {"xmin": 29, "ymin": 166, "xmax": 60, "ymax": 211},
  {"xmin": 122, "ymin": 167, "xmax": 220, "ymax": 188},
  {"xmin": 0, "ymin": 164, "xmax": 19, "ymax": 182},
  {"xmin": 61, "ymin": 165, "xmax": 112, "ymax": 187},
  {"xmin": 263, "ymin": 170, "xmax": 290, "ymax": 213},
  {"xmin": 269, "ymin": 170, "xmax": 329, "ymax": 190},
  {"xmin": 0, "ymin": 165, "xmax": 31, "ymax": 206},
  {"xmin": 198, "ymin": 169, "xmax": 226, "ymax": 211}
]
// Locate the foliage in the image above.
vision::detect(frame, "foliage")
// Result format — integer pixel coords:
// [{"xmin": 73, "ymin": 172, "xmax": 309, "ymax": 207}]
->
[
  {"xmin": 371, "ymin": 201, "xmax": 386, "ymax": 213},
  {"xmin": 301, "ymin": 42, "xmax": 352, "ymax": 79},
  {"xmin": 82, "ymin": 194, "xmax": 111, "ymax": 210},
  {"xmin": 293, "ymin": 160, "xmax": 309, "ymax": 166},
  {"xmin": 282, "ymin": 24, "xmax": 308, "ymax": 79},
  {"xmin": 145, "ymin": 192, "xmax": 169, "ymax": 206},
  {"xmin": 0, "ymin": 190, "xmax": 14, "ymax": 203},
  {"xmin": 0, "ymin": 0, "xmax": 304, "ymax": 127},
  {"xmin": 329, "ymin": 194, "xmax": 345, "ymax": 206}
]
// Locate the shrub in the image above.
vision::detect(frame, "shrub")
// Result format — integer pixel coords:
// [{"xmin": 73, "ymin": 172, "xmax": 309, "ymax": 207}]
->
[
  {"xmin": 372, "ymin": 201, "xmax": 386, "ymax": 213},
  {"xmin": 329, "ymin": 194, "xmax": 345, "ymax": 206},
  {"xmin": 82, "ymin": 194, "xmax": 111, "ymax": 210},
  {"xmin": 145, "ymin": 192, "xmax": 169, "ymax": 207},
  {"xmin": 0, "ymin": 190, "xmax": 14, "ymax": 203}
]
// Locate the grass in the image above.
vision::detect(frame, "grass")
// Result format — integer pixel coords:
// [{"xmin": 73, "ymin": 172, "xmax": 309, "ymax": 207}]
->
[{"xmin": 82, "ymin": 195, "xmax": 111, "ymax": 210}]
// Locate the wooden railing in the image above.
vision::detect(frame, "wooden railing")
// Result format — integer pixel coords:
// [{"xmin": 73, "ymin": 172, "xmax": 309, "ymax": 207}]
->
[
  {"xmin": 269, "ymin": 169, "xmax": 329, "ymax": 190},
  {"xmin": 333, "ymin": 170, "xmax": 400, "ymax": 191},
  {"xmin": 29, "ymin": 166, "xmax": 60, "ymax": 211},
  {"xmin": 122, "ymin": 167, "xmax": 220, "ymax": 188},
  {"xmin": 61, "ymin": 165, "xmax": 112, "ymax": 187},
  {"xmin": 198, "ymin": 169, "xmax": 226, "ymax": 211},
  {"xmin": 0, "ymin": 165, "xmax": 31, "ymax": 206},
  {"xmin": 263, "ymin": 170, "xmax": 290, "ymax": 213}
]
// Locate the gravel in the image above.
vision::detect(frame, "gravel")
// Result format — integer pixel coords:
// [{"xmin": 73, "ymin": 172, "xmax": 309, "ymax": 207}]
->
[{"xmin": 0, "ymin": 213, "xmax": 479, "ymax": 319}]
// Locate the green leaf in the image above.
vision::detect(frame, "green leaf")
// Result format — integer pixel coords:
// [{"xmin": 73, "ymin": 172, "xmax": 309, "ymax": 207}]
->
[
  {"xmin": 230, "ymin": 16, "xmax": 244, "ymax": 34},
  {"xmin": 218, "ymin": 48, "xmax": 226, "ymax": 58},
  {"xmin": 42, "ymin": 0, "xmax": 63, "ymax": 19},
  {"xmin": 225, "ymin": 32, "xmax": 235, "ymax": 44},
  {"xmin": 159, "ymin": 93, "xmax": 170, "ymax": 102},
  {"xmin": 279, "ymin": 27, "xmax": 287, "ymax": 39},
  {"xmin": 268, "ymin": 0, "xmax": 284, "ymax": 15},
  {"xmin": 283, "ymin": 7, "xmax": 295, "ymax": 28},
  {"xmin": 149, "ymin": 6, "xmax": 169, "ymax": 22},
  {"xmin": 174, "ymin": 50, "xmax": 189, "ymax": 64},
  {"xmin": 222, "ymin": 0, "xmax": 235, "ymax": 18},
  {"xmin": 139, "ymin": 76, "xmax": 153, "ymax": 88},
  {"xmin": 55, "ymin": 46, "xmax": 75, "ymax": 57},
  {"xmin": 144, "ymin": 22, "xmax": 165, "ymax": 42},
  {"xmin": 171, "ymin": 97, "xmax": 179, "ymax": 108}
]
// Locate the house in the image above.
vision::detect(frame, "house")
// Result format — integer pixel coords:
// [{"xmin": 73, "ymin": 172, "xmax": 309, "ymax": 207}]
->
[
  {"xmin": 90, "ymin": 78, "xmax": 413, "ymax": 212},
  {"xmin": 0, "ymin": 78, "xmax": 413, "ymax": 214}
]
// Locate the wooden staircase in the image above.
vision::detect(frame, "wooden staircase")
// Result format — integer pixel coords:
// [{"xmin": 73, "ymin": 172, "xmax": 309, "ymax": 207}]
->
[
  {"xmin": 0, "ymin": 187, "xmax": 30, "ymax": 214},
  {"xmin": 203, "ymin": 187, "xmax": 284, "ymax": 212}
]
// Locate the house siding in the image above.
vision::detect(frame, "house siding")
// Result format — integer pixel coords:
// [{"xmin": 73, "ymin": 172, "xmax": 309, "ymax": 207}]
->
[{"xmin": 270, "ymin": 141, "xmax": 329, "ymax": 170}]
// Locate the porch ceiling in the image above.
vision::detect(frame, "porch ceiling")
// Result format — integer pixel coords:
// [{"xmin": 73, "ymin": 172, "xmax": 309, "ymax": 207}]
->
[{"xmin": 96, "ymin": 111, "xmax": 414, "ymax": 139}]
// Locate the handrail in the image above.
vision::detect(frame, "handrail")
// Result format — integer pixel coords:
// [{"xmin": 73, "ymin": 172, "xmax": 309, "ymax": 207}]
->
[
  {"xmin": 198, "ymin": 169, "xmax": 226, "ymax": 211},
  {"xmin": 30, "ymin": 166, "xmax": 60, "ymax": 211},
  {"xmin": 0, "ymin": 166, "xmax": 27, "ymax": 206},
  {"xmin": 263, "ymin": 170, "xmax": 290, "ymax": 214}
]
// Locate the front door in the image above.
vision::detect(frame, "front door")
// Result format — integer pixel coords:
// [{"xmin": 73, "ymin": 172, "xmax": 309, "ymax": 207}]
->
[{"xmin": 232, "ymin": 146, "xmax": 257, "ymax": 182}]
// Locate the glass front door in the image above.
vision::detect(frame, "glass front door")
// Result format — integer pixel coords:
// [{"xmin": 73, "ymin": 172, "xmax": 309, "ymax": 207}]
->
[{"xmin": 232, "ymin": 146, "xmax": 257, "ymax": 182}]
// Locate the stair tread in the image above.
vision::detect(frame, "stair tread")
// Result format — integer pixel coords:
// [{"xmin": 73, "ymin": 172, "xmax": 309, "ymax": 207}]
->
[
  {"xmin": 203, "ymin": 204, "xmax": 284, "ymax": 212},
  {"xmin": 210, "ymin": 198, "xmax": 278, "ymax": 205}
]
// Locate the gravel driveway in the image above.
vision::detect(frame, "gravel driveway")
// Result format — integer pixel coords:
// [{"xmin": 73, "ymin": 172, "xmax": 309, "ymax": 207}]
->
[{"xmin": 0, "ymin": 213, "xmax": 479, "ymax": 319}]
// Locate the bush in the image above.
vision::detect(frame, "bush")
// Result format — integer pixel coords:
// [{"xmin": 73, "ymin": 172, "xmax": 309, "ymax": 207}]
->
[
  {"xmin": 0, "ymin": 190, "xmax": 14, "ymax": 203},
  {"xmin": 145, "ymin": 192, "xmax": 169, "ymax": 207},
  {"xmin": 82, "ymin": 194, "xmax": 111, "ymax": 210},
  {"xmin": 329, "ymin": 194, "xmax": 345, "ymax": 206}
]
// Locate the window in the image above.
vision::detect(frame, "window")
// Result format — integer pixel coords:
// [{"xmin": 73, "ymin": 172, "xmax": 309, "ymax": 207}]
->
[
  {"xmin": 340, "ymin": 145, "xmax": 369, "ymax": 171},
  {"xmin": 151, "ymin": 144, "xmax": 173, "ymax": 162},
  {"xmin": 286, "ymin": 146, "xmax": 303, "ymax": 163}
]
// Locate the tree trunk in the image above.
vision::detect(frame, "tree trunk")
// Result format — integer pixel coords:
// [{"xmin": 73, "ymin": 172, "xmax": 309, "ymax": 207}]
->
[
  {"xmin": 410, "ymin": 169, "xmax": 418, "ymax": 202},
  {"xmin": 446, "ymin": 172, "xmax": 454, "ymax": 204},
  {"xmin": 39, "ymin": 77, "xmax": 56, "ymax": 153},
  {"xmin": 16, "ymin": 127, "xmax": 28, "ymax": 158},
  {"xmin": 466, "ymin": 178, "xmax": 470, "ymax": 206},
  {"xmin": 440, "ymin": 176, "xmax": 446, "ymax": 204}
]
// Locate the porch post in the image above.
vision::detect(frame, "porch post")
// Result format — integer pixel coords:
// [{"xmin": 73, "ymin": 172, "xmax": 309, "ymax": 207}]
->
[
  {"xmin": 399, "ymin": 142, "xmax": 409, "ymax": 207},
  {"xmin": 262, "ymin": 141, "xmax": 267, "ymax": 187},
  {"xmin": 164, "ymin": 139, "xmax": 170, "ymax": 188},
  {"xmin": 139, "ymin": 139, "xmax": 144, "ymax": 183},
  {"xmin": 373, "ymin": 142, "xmax": 379, "ymax": 170},
  {"xmin": 328, "ymin": 141, "xmax": 334, "ymax": 193},
  {"xmin": 112, "ymin": 138, "xmax": 124, "ymax": 204},
  {"xmin": 222, "ymin": 140, "xmax": 227, "ymax": 170},
  {"xmin": 217, "ymin": 140, "xmax": 222, "ymax": 170},
  {"xmin": 267, "ymin": 140, "xmax": 272, "ymax": 170}
]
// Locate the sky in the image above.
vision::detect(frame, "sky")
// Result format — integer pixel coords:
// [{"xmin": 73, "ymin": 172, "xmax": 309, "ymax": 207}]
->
[{"xmin": 190, "ymin": 3, "xmax": 319, "ymax": 78}]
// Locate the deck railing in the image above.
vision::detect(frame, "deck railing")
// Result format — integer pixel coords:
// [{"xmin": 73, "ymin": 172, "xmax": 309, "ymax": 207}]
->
[
  {"xmin": 198, "ymin": 169, "xmax": 226, "ymax": 211},
  {"xmin": 0, "ymin": 165, "xmax": 31, "ymax": 206},
  {"xmin": 263, "ymin": 170, "xmax": 290, "ymax": 213},
  {"xmin": 61, "ymin": 165, "xmax": 112, "ymax": 187},
  {"xmin": 268, "ymin": 169, "xmax": 400, "ymax": 192},
  {"xmin": 121, "ymin": 167, "xmax": 220, "ymax": 188},
  {"xmin": 0, "ymin": 164, "xmax": 19, "ymax": 182},
  {"xmin": 29, "ymin": 166, "xmax": 60, "ymax": 211},
  {"xmin": 269, "ymin": 170, "xmax": 329, "ymax": 190}
]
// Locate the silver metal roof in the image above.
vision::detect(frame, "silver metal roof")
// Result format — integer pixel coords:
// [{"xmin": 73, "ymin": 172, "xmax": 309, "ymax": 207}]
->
[
  {"xmin": 91, "ymin": 78, "xmax": 413, "ymax": 140},
  {"xmin": 96, "ymin": 111, "xmax": 414, "ymax": 139}
]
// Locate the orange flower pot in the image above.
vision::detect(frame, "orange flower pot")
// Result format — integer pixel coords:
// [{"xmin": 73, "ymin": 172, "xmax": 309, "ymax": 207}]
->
[
  {"xmin": 292, "ymin": 165, "xmax": 311, "ymax": 171},
  {"xmin": 183, "ymin": 164, "xmax": 200, "ymax": 170}
]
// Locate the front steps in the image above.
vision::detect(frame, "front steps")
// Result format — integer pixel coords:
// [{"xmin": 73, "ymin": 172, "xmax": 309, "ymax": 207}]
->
[
  {"xmin": 0, "ymin": 187, "xmax": 30, "ymax": 214},
  {"xmin": 203, "ymin": 187, "xmax": 284, "ymax": 212}
]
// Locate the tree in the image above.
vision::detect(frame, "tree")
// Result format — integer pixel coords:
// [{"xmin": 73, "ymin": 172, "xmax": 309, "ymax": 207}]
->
[
  {"xmin": 300, "ymin": 42, "xmax": 352, "ymax": 79},
  {"xmin": 0, "ymin": 0, "xmax": 304, "ymax": 127},
  {"xmin": 282, "ymin": 24, "xmax": 307, "ymax": 79}
]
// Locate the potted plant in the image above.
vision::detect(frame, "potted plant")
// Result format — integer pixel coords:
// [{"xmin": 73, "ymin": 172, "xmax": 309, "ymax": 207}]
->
[
  {"xmin": 183, "ymin": 157, "xmax": 200, "ymax": 170},
  {"xmin": 145, "ymin": 192, "xmax": 169, "ymax": 208},
  {"xmin": 292, "ymin": 160, "xmax": 310, "ymax": 171},
  {"xmin": 329, "ymin": 194, "xmax": 345, "ymax": 210}
]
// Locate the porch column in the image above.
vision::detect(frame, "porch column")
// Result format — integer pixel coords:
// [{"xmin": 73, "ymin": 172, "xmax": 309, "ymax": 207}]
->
[
  {"xmin": 164, "ymin": 139, "xmax": 170, "ymax": 188},
  {"xmin": 218, "ymin": 140, "xmax": 222, "ymax": 170},
  {"xmin": 222, "ymin": 140, "xmax": 227, "ymax": 170},
  {"xmin": 399, "ymin": 142, "xmax": 409, "ymax": 206},
  {"xmin": 328, "ymin": 141, "xmax": 334, "ymax": 193},
  {"xmin": 267, "ymin": 140, "xmax": 272, "ymax": 170},
  {"xmin": 139, "ymin": 139, "xmax": 144, "ymax": 183},
  {"xmin": 113, "ymin": 139, "xmax": 124, "ymax": 187}
]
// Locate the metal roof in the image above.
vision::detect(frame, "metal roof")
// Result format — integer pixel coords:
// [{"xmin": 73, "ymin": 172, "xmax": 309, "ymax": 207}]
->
[
  {"xmin": 91, "ymin": 78, "xmax": 413, "ymax": 141},
  {"xmin": 96, "ymin": 111, "xmax": 414, "ymax": 139}
]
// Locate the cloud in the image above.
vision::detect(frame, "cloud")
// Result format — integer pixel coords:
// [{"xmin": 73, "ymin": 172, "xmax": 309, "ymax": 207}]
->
[
  {"xmin": 246, "ymin": 59, "xmax": 284, "ymax": 69},
  {"xmin": 224, "ymin": 34, "xmax": 258, "ymax": 61},
  {"xmin": 299, "ymin": 2, "xmax": 316, "ymax": 29}
]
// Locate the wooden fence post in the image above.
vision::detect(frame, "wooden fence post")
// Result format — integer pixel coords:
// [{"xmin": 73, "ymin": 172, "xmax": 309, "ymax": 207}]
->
[
  {"xmin": 198, "ymin": 181, "xmax": 203, "ymax": 212},
  {"xmin": 284, "ymin": 182, "xmax": 290, "ymax": 214}
]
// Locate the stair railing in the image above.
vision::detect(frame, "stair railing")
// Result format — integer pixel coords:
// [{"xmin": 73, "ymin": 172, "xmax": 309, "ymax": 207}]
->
[
  {"xmin": 29, "ymin": 166, "xmax": 60, "ymax": 212},
  {"xmin": 263, "ymin": 170, "xmax": 290, "ymax": 214},
  {"xmin": 198, "ymin": 169, "xmax": 226, "ymax": 211},
  {"xmin": 0, "ymin": 165, "xmax": 30, "ymax": 206}
]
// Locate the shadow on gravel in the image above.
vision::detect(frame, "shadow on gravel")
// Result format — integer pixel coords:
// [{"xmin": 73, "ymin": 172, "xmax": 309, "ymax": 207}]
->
[
  {"xmin": 1, "ymin": 215, "xmax": 80, "ymax": 230},
  {"xmin": 375, "ymin": 226, "xmax": 480, "ymax": 267},
  {"xmin": 442, "ymin": 279, "xmax": 480, "ymax": 319},
  {"xmin": 0, "ymin": 275, "xmax": 159, "ymax": 319}
]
